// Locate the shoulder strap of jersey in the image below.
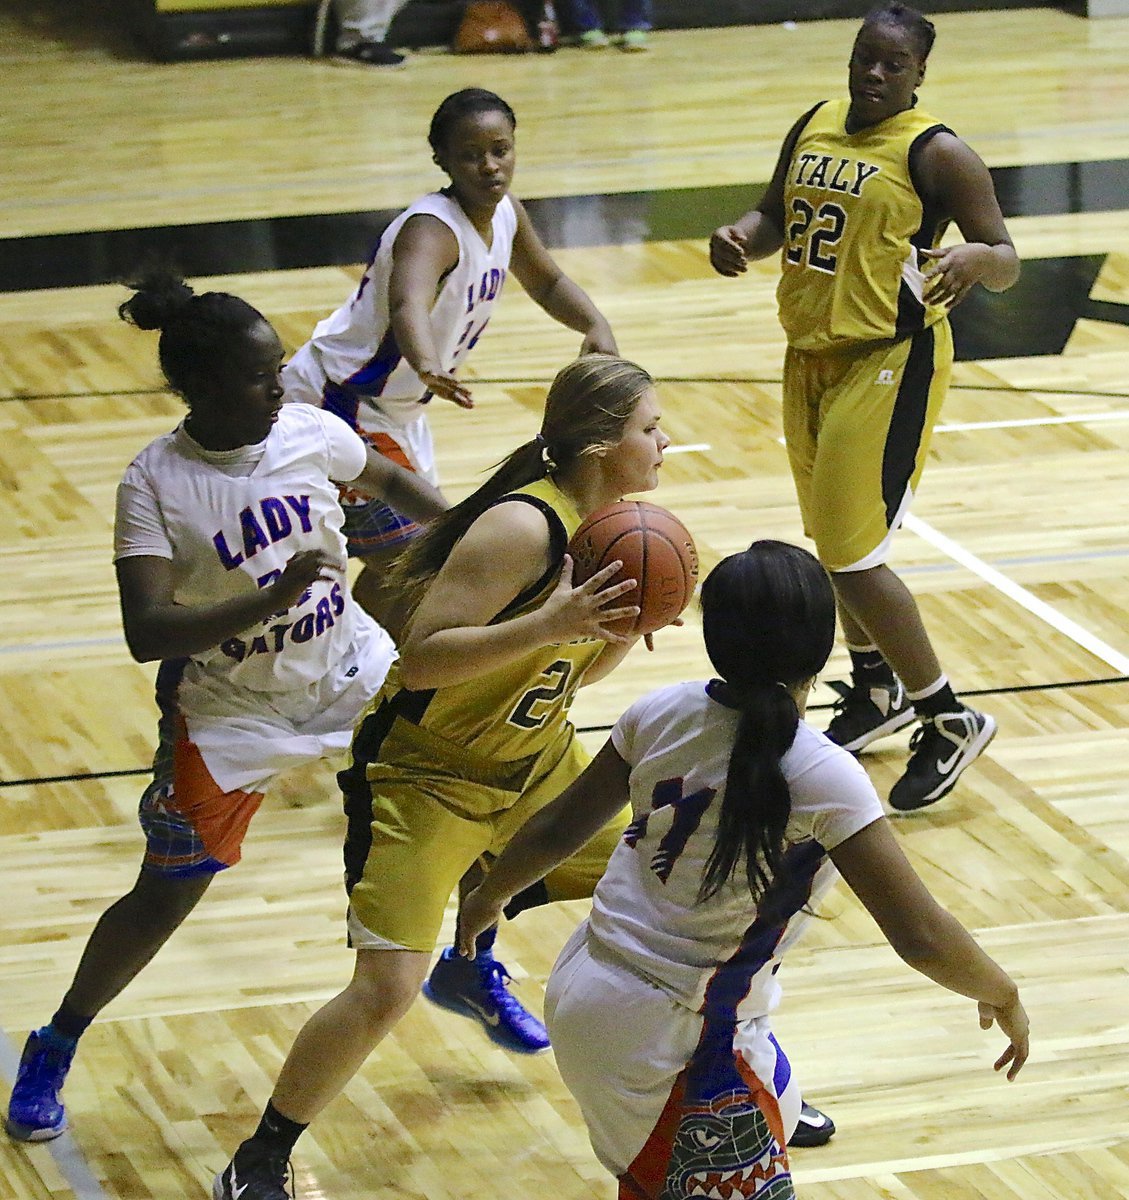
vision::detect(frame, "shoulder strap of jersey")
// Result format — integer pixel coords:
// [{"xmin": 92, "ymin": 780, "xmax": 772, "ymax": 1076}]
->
[
  {"xmin": 793, "ymin": 100, "xmax": 827, "ymax": 142},
  {"xmin": 907, "ymin": 123, "xmax": 956, "ymax": 250},
  {"xmin": 485, "ymin": 492, "xmax": 568, "ymax": 621}
]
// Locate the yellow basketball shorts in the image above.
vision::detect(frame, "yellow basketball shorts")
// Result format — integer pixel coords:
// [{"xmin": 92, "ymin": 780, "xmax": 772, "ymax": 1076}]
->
[
  {"xmin": 341, "ymin": 710, "xmax": 628, "ymax": 952},
  {"xmin": 781, "ymin": 321, "xmax": 953, "ymax": 572}
]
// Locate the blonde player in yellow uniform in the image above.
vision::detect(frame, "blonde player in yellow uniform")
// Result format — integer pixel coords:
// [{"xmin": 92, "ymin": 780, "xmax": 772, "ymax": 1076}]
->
[
  {"xmin": 710, "ymin": 3, "xmax": 1019, "ymax": 812},
  {"xmin": 214, "ymin": 355, "xmax": 670, "ymax": 1200}
]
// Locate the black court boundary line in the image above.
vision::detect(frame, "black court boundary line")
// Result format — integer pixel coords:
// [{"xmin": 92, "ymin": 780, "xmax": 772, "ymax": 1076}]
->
[
  {"xmin": 4, "ymin": 380, "xmax": 1129, "ymax": 405},
  {"xmin": 2, "ymin": 674, "xmax": 1125, "ymax": 790}
]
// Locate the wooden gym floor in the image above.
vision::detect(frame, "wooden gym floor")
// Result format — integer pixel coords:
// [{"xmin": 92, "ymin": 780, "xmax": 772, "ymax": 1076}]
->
[{"xmin": 2, "ymin": 3, "xmax": 1129, "ymax": 1197}]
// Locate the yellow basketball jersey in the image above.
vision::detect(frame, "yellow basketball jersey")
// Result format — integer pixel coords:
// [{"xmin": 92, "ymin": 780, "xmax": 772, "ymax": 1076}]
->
[
  {"xmin": 776, "ymin": 98, "xmax": 952, "ymax": 352},
  {"xmin": 371, "ymin": 476, "xmax": 605, "ymax": 766}
]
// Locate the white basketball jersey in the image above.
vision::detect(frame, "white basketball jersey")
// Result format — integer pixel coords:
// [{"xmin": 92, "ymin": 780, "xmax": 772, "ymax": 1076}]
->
[
  {"xmin": 284, "ymin": 191, "xmax": 518, "ymax": 429},
  {"xmin": 114, "ymin": 404, "xmax": 378, "ymax": 696},
  {"xmin": 591, "ymin": 681, "xmax": 884, "ymax": 1020}
]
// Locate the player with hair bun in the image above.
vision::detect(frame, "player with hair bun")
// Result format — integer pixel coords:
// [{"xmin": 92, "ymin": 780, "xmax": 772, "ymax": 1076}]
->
[
  {"xmin": 458, "ymin": 539, "xmax": 1030, "ymax": 1200},
  {"xmin": 5, "ymin": 274, "xmax": 444, "ymax": 1146}
]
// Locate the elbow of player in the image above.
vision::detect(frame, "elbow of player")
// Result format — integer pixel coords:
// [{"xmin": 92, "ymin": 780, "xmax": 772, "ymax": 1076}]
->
[
  {"xmin": 985, "ymin": 247, "xmax": 1021, "ymax": 292},
  {"xmin": 396, "ymin": 651, "xmax": 441, "ymax": 691},
  {"xmin": 123, "ymin": 630, "xmax": 162, "ymax": 664},
  {"xmin": 887, "ymin": 922, "xmax": 948, "ymax": 969}
]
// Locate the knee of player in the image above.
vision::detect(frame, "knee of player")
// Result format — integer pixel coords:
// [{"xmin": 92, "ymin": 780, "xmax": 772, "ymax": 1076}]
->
[{"xmin": 348, "ymin": 950, "xmax": 428, "ymax": 1025}]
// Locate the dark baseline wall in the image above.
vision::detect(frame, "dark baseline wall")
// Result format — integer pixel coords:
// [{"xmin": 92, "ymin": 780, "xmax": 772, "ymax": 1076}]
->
[{"xmin": 131, "ymin": 0, "xmax": 1072, "ymax": 61}]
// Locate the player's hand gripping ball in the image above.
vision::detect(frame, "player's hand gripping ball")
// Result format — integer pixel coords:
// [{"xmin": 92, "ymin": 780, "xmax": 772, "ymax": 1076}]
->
[{"xmin": 567, "ymin": 501, "xmax": 698, "ymax": 637}]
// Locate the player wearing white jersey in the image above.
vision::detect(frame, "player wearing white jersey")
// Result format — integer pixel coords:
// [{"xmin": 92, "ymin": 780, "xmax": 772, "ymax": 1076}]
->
[
  {"xmin": 460, "ymin": 541, "xmax": 1029, "ymax": 1200},
  {"xmin": 282, "ymin": 88, "xmax": 617, "ymax": 627},
  {"xmin": 115, "ymin": 401, "xmax": 395, "ymax": 801},
  {"xmin": 5, "ymin": 276, "xmax": 445, "ymax": 1146},
  {"xmin": 284, "ymin": 190, "xmax": 516, "ymax": 438}
]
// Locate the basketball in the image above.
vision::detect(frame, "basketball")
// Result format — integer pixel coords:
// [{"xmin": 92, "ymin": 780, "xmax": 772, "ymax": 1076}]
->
[{"xmin": 567, "ymin": 501, "xmax": 699, "ymax": 636}]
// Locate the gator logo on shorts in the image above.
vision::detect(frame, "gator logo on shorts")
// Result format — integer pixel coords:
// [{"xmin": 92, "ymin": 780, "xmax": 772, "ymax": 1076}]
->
[{"xmin": 661, "ymin": 1089, "xmax": 792, "ymax": 1200}]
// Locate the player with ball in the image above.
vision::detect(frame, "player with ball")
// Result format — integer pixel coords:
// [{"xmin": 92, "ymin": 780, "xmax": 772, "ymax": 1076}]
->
[{"xmin": 215, "ymin": 353, "xmax": 688, "ymax": 1199}]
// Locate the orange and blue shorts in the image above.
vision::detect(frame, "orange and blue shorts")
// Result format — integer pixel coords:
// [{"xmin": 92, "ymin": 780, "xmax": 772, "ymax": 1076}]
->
[{"xmin": 138, "ymin": 662, "xmax": 264, "ymax": 878}]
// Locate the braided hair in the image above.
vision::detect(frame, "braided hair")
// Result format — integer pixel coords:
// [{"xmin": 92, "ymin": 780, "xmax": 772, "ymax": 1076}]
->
[{"xmin": 861, "ymin": 3, "xmax": 936, "ymax": 60}]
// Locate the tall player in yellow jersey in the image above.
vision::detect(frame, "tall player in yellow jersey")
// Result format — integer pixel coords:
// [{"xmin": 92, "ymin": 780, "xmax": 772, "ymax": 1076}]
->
[
  {"xmin": 710, "ymin": 4, "xmax": 1019, "ymax": 812},
  {"xmin": 215, "ymin": 355, "xmax": 671, "ymax": 1200}
]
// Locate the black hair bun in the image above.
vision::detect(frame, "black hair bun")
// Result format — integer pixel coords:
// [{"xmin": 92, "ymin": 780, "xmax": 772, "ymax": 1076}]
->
[{"xmin": 118, "ymin": 274, "xmax": 195, "ymax": 331}]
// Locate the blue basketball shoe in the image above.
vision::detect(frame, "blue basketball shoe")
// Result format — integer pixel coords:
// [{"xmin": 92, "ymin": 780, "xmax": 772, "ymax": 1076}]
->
[
  {"xmin": 422, "ymin": 947, "xmax": 550, "ymax": 1053},
  {"xmin": 6, "ymin": 1027, "xmax": 77, "ymax": 1142}
]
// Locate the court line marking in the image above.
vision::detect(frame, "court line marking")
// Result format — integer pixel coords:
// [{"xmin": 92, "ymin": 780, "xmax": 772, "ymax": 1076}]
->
[
  {"xmin": 936, "ymin": 411, "xmax": 1129, "ymax": 432},
  {"xmin": 0, "ymin": 637, "xmax": 123, "ymax": 656},
  {"xmin": 4, "ymin": 673, "xmax": 1127, "ymax": 787},
  {"xmin": 761, "ymin": 432, "xmax": 1129, "ymax": 674},
  {"xmin": 2, "ymin": 427, "xmax": 1125, "ymax": 669},
  {"xmin": 6, "ymin": 381, "xmax": 1129, "ymax": 405},
  {"xmin": 5, "ymin": 674, "xmax": 1127, "ymax": 787},
  {"xmin": 0, "ymin": 1031, "xmax": 109, "ymax": 1200},
  {"xmin": 6, "ymin": 542, "xmax": 1129, "ymax": 660},
  {"xmin": 648, "ymin": 403, "xmax": 1129, "ymax": 451},
  {"xmin": 903, "ymin": 512, "xmax": 1129, "ymax": 674}
]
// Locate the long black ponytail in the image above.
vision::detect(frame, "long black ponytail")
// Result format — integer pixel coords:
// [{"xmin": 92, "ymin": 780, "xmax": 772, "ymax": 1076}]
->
[{"xmin": 697, "ymin": 540, "xmax": 836, "ymax": 905}]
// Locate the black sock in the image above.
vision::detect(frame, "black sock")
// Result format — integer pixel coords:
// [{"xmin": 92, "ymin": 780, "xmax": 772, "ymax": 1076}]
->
[
  {"xmin": 49, "ymin": 1003, "xmax": 93, "ymax": 1042},
  {"xmin": 474, "ymin": 925, "xmax": 498, "ymax": 957},
  {"xmin": 502, "ymin": 879, "xmax": 550, "ymax": 921},
  {"xmin": 911, "ymin": 682, "xmax": 960, "ymax": 718},
  {"xmin": 244, "ymin": 1101, "xmax": 307, "ymax": 1159},
  {"xmin": 848, "ymin": 645, "xmax": 894, "ymax": 687}
]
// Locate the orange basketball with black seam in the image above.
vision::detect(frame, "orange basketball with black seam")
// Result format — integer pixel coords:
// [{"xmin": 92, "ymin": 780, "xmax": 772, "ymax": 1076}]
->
[{"xmin": 567, "ymin": 501, "xmax": 698, "ymax": 636}]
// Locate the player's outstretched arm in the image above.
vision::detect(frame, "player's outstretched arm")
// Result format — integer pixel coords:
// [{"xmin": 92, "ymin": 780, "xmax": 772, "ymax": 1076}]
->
[
  {"xmin": 509, "ymin": 199, "xmax": 617, "ymax": 355},
  {"xmin": 388, "ymin": 214, "xmax": 475, "ymax": 408},
  {"xmin": 709, "ymin": 112, "xmax": 809, "ymax": 275},
  {"xmin": 347, "ymin": 446, "xmax": 450, "ymax": 526},
  {"xmin": 831, "ymin": 817, "xmax": 1030, "ymax": 1080},
  {"xmin": 457, "ymin": 739, "xmax": 631, "ymax": 956}
]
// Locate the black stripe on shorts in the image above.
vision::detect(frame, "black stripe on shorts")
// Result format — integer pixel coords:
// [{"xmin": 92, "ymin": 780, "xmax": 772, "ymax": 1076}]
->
[
  {"xmin": 340, "ymin": 686, "xmax": 435, "ymax": 894},
  {"xmin": 881, "ymin": 326, "xmax": 935, "ymax": 530}
]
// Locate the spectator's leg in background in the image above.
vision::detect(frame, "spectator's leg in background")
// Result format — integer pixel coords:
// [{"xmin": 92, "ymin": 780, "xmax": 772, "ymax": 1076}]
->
[
  {"xmin": 566, "ymin": 0, "xmax": 609, "ymax": 46},
  {"xmin": 620, "ymin": 0, "xmax": 652, "ymax": 31},
  {"xmin": 332, "ymin": 0, "xmax": 410, "ymax": 53}
]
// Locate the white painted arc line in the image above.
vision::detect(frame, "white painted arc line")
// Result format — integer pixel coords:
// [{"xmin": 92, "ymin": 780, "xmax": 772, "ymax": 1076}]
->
[
  {"xmin": 903, "ymin": 513, "xmax": 1129, "ymax": 674},
  {"xmin": 664, "ymin": 443, "xmax": 711, "ymax": 454}
]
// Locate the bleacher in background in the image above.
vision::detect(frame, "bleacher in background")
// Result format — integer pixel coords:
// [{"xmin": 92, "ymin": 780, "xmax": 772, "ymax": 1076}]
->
[{"xmin": 129, "ymin": 0, "xmax": 1078, "ymax": 62}]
